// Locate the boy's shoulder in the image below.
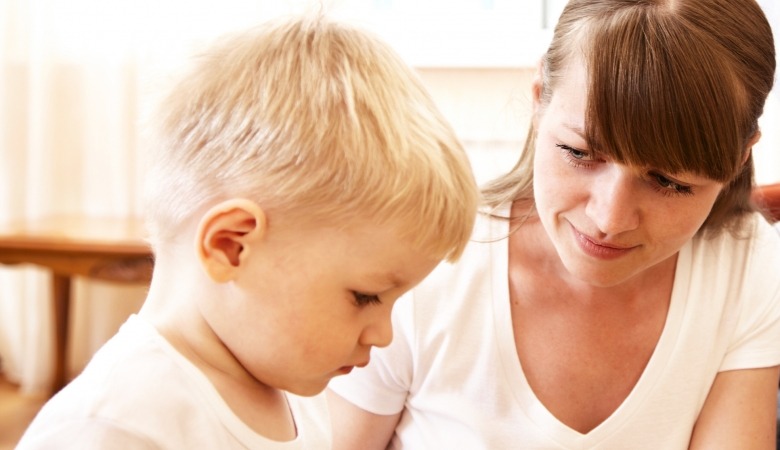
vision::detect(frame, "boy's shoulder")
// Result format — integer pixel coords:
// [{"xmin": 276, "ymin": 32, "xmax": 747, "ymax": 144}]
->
[
  {"xmin": 19, "ymin": 316, "xmax": 233, "ymax": 447},
  {"xmin": 20, "ymin": 315, "xmax": 331, "ymax": 449}
]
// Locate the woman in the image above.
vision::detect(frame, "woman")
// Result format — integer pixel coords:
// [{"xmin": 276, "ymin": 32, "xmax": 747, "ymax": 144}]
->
[{"xmin": 327, "ymin": 0, "xmax": 780, "ymax": 448}]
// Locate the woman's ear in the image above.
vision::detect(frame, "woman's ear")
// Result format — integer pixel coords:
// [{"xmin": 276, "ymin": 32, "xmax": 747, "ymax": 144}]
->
[
  {"xmin": 531, "ymin": 58, "xmax": 544, "ymax": 127},
  {"xmin": 196, "ymin": 199, "xmax": 267, "ymax": 283},
  {"xmin": 743, "ymin": 130, "xmax": 762, "ymax": 165}
]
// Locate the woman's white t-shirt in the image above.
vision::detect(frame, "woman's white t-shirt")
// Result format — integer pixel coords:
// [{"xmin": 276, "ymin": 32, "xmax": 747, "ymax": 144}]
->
[{"xmin": 329, "ymin": 208, "xmax": 780, "ymax": 449}]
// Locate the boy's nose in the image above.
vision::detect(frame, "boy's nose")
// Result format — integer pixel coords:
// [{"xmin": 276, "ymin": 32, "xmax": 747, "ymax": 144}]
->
[
  {"xmin": 359, "ymin": 311, "xmax": 394, "ymax": 349},
  {"xmin": 585, "ymin": 167, "xmax": 641, "ymax": 235}
]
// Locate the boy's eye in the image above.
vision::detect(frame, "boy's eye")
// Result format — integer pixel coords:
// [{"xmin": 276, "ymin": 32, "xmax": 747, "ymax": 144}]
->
[{"xmin": 353, "ymin": 291, "xmax": 381, "ymax": 307}]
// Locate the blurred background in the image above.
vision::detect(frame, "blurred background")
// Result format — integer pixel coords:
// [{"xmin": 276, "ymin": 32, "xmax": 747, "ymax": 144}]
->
[{"xmin": 0, "ymin": 0, "xmax": 777, "ymax": 399}]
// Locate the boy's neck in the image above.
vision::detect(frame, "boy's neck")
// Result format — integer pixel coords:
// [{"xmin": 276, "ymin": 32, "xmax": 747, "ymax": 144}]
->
[{"xmin": 140, "ymin": 276, "xmax": 297, "ymax": 441}]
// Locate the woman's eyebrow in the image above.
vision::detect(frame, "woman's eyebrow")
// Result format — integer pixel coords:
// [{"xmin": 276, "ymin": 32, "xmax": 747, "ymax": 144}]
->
[{"xmin": 562, "ymin": 121, "xmax": 587, "ymax": 140}]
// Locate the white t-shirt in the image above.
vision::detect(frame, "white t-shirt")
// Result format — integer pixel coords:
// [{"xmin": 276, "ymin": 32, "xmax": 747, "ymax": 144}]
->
[
  {"xmin": 17, "ymin": 315, "xmax": 330, "ymax": 450},
  {"xmin": 329, "ymin": 207, "xmax": 780, "ymax": 450}
]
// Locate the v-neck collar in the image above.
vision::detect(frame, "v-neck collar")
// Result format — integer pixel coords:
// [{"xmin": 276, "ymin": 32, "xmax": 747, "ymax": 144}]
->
[{"xmin": 490, "ymin": 208, "xmax": 692, "ymax": 448}]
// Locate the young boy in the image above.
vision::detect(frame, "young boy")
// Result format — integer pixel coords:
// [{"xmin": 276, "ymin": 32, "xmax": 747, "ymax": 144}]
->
[{"xmin": 17, "ymin": 14, "xmax": 477, "ymax": 449}]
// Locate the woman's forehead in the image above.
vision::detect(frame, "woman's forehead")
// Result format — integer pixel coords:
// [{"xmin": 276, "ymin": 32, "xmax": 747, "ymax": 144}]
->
[
  {"xmin": 543, "ymin": 60, "xmax": 588, "ymax": 130},
  {"xmin": 542, "ymin": 57, "xmax": 717, "ymax": 179}
]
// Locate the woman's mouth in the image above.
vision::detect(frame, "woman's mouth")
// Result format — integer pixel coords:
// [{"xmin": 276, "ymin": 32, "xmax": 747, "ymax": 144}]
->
[{"xmin": 570, "ymin": 225, "xmax": 637, "ymax": 260}]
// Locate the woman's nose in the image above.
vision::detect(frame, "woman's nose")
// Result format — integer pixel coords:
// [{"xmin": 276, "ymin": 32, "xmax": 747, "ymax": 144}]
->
[{"xmin": 585, "ymin": 166, "xmax": 641, "ymax": 235}]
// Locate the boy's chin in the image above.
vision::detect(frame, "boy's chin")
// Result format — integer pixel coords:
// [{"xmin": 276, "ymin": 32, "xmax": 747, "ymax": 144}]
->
[{"xmin": 282, "ymin": 379, "xmax": 331, "ymax": 397}]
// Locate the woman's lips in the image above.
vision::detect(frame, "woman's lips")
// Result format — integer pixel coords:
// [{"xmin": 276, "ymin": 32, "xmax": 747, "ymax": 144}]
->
[{"xmin": 570, "ymin": 225, "xmax": 637, "ymax": 260}]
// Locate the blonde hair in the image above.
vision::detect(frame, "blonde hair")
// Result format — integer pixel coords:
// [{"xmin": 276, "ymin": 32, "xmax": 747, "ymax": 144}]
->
[
  {"xmin": 483, "ymin": 0, "xmax": 775, "ymax": 234},
  {"xmin": 145, "ymin": 14, "xmax": 477, "ymax": 261}
]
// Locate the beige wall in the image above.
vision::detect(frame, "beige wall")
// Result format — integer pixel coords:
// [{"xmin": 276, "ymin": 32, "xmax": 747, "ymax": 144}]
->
[
  {"xmin": 419, "ymin": 67, "xmax": 536, "ymax": 144},
  {"xmin": 417, "ymin": 67, "xmax": 536, "ymax": 184}
]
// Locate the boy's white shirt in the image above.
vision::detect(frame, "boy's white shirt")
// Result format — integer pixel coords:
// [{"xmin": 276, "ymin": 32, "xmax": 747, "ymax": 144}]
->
[
  {"xmin": 329, "ymin": 207, "xmax": 780, "ymax": 449},
  {"xmin": 17, "ymin": 314, "xmax": 331, "ymax": 449}
]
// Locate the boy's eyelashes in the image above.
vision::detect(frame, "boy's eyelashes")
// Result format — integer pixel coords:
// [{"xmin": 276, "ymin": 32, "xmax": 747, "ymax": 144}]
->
[{"xmin": 352, "ymin": 291, "xmax": 382, "ymax": 307}]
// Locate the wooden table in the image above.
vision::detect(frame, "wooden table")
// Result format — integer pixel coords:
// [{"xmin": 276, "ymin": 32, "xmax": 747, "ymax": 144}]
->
[{"xmin": 0, "ymin": 216, "xmax": 154, "ymax": 393}]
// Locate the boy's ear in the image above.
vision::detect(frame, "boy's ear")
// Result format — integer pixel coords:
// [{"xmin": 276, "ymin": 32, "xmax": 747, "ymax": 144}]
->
[{"xmin": 196, "ymin": 199, "xmax": 267, "ymax": 283}]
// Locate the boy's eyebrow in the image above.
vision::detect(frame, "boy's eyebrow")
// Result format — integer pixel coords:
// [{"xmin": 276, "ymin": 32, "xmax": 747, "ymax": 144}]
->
[{"xmin": 363, "ymin": 271, "xmax": 404, "ymax": 289}]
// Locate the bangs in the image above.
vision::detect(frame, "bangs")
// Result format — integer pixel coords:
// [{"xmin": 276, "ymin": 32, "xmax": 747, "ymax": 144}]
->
[{"xmin": 583, "ymin": 9, "xmax": 745, "ymax": 182}]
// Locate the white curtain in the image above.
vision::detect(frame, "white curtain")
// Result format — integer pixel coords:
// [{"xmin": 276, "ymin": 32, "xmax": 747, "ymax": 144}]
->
[
  {"xmin": 0, "ymin": 0, "xmax": 149, "ymax": 394},
  {"xmin": 1, "ymin": 0, "xmax": 778, "ymax": 396},
  {"xmin": 0, "ymin": 2, "xmax": 133, "ymax": 394}
]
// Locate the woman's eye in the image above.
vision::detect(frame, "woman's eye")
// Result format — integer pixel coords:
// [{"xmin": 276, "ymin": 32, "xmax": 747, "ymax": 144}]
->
[
  {"xmin": 556, "ymin": 143, "xmax": 594, "ymax": 167},
  {"xmin": 353, "ymin": 292, "xmax": 381, "ymax": 307},
  {"xmin": 651, "ymin": 173, "xmax": 694, "ymax": 196}
]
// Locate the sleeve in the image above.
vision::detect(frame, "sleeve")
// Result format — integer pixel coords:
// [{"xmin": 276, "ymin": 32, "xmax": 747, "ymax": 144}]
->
[
  {"xmin": 16, "ymin": 419, "xmax": 157, "ymax": 450},
  {"xmin": 720, "ymin": 217, "xmax": 780, "ymax": 371},
  {"xmin": 327, "ymin": 292, "xmax": 417, "ymax": 415}
]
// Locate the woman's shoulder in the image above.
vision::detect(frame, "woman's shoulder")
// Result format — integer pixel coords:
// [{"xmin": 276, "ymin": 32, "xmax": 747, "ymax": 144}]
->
[
  {"xmin": 405, "ymin": 206, "xmax": 511, "ymax": 322},
  {"xmin": 419, "ymin": 206, "xmax": 510, "ymax": 283},
  {"xmin": 692, "ymin": 212, "xmax": 780, "ymax": 254},
  {"xmin": 686, "ymin": 212, "xmax": 780, "ymax": 286}
]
